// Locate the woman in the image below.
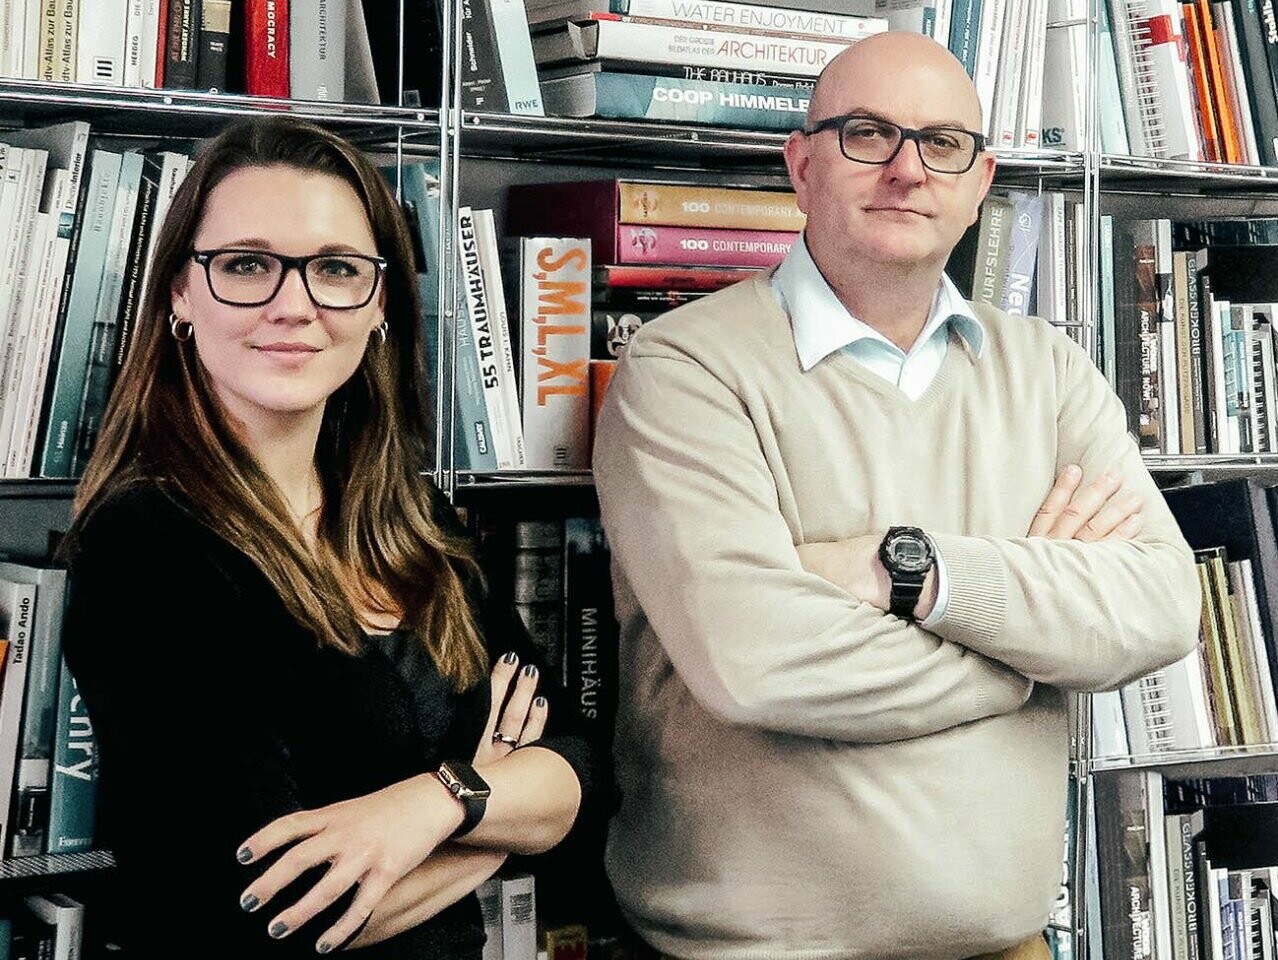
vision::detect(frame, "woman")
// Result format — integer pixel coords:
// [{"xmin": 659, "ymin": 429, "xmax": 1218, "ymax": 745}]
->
[{"xmin": 60, "ymin": 116, "xmax": 589, "ymax": 958}]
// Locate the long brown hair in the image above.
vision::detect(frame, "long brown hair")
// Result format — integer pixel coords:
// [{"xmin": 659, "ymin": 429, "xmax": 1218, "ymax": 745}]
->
[{"xmin": 69, "ymin": 116, "xmax": 487, "ymax": 688}]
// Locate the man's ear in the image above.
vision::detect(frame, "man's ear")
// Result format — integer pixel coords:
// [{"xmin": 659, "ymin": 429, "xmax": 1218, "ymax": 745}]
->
[
  {"xmin": 783, "ymin": 130, "xmax": 812, "ymax": 214},
  {"xmin": 966, "ymin": 153, "xmax": 998, "ymax": 226}
]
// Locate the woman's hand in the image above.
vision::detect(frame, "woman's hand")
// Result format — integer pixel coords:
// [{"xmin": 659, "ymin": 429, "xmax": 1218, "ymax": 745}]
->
[
  {"xmin": 473, "ymin": 650, "xmax": 549, "ymax": 767},
  {"xmin": 234, "ymin": 651, "xmax": 550, "ymax": 951},
  {"xmin": 236, "ymin": 771, "xmax": 464, "ymax": 952}
]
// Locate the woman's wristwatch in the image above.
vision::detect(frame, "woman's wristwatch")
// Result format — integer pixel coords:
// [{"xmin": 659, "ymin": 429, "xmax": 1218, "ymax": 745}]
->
[{"xmin": 436, "ymin": 760, "xmax": 491, "ymax": 838}]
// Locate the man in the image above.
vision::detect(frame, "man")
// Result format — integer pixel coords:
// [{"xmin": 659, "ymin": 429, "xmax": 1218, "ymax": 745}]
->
[{"xmin": 592, "ymin": 31, "xmax": 1201, "ymax": 960}]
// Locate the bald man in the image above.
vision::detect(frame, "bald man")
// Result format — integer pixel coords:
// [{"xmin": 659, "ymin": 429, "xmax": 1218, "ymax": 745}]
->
[{"xmin": 593, "ymin": 33, "xmax": 1199, "ymax": 960}]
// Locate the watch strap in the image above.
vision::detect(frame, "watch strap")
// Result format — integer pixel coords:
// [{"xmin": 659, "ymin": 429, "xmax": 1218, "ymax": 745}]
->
[{"xmin": 888, "ymin": 571, "xmax": 925, "ymax": 620}]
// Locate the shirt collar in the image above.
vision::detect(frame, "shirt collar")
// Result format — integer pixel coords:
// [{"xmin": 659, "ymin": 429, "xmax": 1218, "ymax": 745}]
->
[{"xmin": 773, "ymin": 233, "xmax": 985, "ymax": 372}]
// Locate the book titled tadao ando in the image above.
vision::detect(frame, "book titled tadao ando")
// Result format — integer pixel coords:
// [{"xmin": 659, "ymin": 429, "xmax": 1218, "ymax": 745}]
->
[{"xmin": 518, "ymin": 238, "xmax": 591, "ymax": 470}]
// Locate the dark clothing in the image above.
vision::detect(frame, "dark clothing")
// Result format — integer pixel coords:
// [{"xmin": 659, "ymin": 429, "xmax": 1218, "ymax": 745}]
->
[{"xmin": 61, "ymin": 480, "xmax": 590, "ymax": 959}]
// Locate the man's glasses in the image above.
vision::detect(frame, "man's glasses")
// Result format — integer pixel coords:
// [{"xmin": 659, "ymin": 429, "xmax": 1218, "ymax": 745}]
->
[
  {"xmin": 191, "ymin": 249, "xmax": 387, "ymax": 309},
  {"xmin": 802, "ymin": 114, "xmax": 987, "ymax": 174}
]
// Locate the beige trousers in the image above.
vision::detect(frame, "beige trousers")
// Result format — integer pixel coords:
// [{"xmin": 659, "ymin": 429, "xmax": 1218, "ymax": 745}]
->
[{"xmin": 656, "ymin": 933, "xmax": 1054, "ymax": 960}]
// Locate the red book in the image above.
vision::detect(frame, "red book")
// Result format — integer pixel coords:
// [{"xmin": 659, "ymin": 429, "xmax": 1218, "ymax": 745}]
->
[
  {"xmin": 244, "ymin": 0, "xmax": 290, "ymax": 97},
  {"xmin": 156, "ymin": 0, "xmax": 170, "ymax": 85},
  {"xmin": 593, "ymin": 263, "xmax": 760, "ymax": 291}
]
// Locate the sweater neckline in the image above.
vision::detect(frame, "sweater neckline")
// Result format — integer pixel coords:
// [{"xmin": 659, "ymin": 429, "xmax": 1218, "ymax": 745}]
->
[{"xmin": 748, "ymin": 275, "xmax": 969, "ymax": 409}]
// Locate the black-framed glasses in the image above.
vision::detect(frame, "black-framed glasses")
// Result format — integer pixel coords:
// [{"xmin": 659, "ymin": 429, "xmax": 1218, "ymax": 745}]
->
[
  {"xmin": 191, "ymin": 249, "xmax": 388, "ymax": 309},
  {"xmin": 802, "ymin": 114, "xmax": 987, "ymax": 174}
]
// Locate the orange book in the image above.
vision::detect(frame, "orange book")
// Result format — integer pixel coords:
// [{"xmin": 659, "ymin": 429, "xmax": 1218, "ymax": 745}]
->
[
  {"xmin": 1182, "ymin": 2, "xmax": 1222, "ymax": 162},
  {"xmin": 589, "ymin": 359, "xmax": 617, "ymax": 453},
  {"xmin": 1195, "ymin": 0, "xmax": 1243, "ymax": 163}
]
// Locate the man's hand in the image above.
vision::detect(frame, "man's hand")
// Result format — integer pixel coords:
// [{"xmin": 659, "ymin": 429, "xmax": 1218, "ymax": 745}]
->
[
  {"xmin": 796, "ymin": 464, "xmax": 1144, "ymax": 617},
  {"xmin": 1029, "ymin": 464, "xmax": 1143, "ymax": 541}
]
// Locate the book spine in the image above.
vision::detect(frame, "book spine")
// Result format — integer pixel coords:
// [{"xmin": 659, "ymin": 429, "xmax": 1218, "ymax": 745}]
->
[
  {"xmin": 1241, "ymin": 0, "xmax": 1278, "ymax": 164},
  {"xmin": 519, "ymin": 237, "xmax": 591, "ymax": 469},
  {"xmin": 458, "ymin": 207, "xmax": 516, "ymax": 468},
  {"xmin": 110, "ymin": 154, "xmax": 159, "ymax": 375},
  {"xmin": 612, "ymin": 223, "xmax": 795, "ymax": 267},
  {"xmin": 45, "ymin": 660, "xmax": 96, "ymax": 854},
  {"xmin": 489, "ymin": 0, "xmax": 543, "ymax": 114},
  {"xmin": 472, "ymin": 209, "xmax": 525, "ymax": 466},
  {"xmin": 459, "ymin": 0, "xmax": 509, "ymax": 111},
  {"xmin": 452, "ymin": 286, "xmax": 500, "ymax": 471},
  {"xmin": 618, "ymin": 180, "xmax": 803, "ymax": 229},
  {"xmin": 630, "ymin": 0, "xmax": 884, "ymax": 39},
  {"xmin": 1183, "ymin": 247, "xmax": 1208, "ymax": 453},
  {"xmin": 1001, "ymin": 191, "xmax": 1042, "ymax": 315},
  {"xmin": 563, "ymin": 517, "xmax": 618, "ymax": 753},
  {"xmin": 161, "ymin": 0, "xmax": 199, "ymax": 88},
  {"xmin": 138, "ymin": 0, "xmax": 161, "ymax": 87},
  {"xmin": 544, "ymin": 71, "xmax": 811, "ymax": 129},
  {"xmin": 947, "ymin": 0, "xmax": 978, "ymax": 74},
  {"xmin": 244, "ymin": 0, "xmax": 289, "ymax": 97},
  {"xmin": 0, "ymin": 582, "xmax": 37, "ymax": 859},
  {"xmin": 512, "ymin": 519, "xmax": 565, "ymax": 674},
  {"xmin": 38, "ymin": 0, "xmax": 56, "ymax": 80},
  {"xmin": 55, "ymin": 0, "xmax": 75, "ymax": 81},
  {"xmin": 594, "ymin": 262, "xmax": 758, "ymax": 288},
  {"xmin": 194, "ymin": 0, "xmax": 229, "ymax": 91},
  {"xmin": 545, "ymin": 18, "xmax": 849, "ymax": 76},
  {"xmin": 122, "ymin": 0, "xmax": 145, "ymax": 85},
  {"xmin": 500, "ymin": 874, "xmax": 537, "ymax": 960},
  {"xmin": 75, "ymin": 0, "xmax": 127, "ymax": 84},
  {"xmin": 290, "ymin": 0, "xmax": 345, "ymax": 101}
]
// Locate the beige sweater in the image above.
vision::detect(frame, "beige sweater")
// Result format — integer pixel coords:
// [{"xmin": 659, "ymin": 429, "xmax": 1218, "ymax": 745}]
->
[{"xmin": 592, "ymin": 275, "xmax": 1201, "ymax": 960}]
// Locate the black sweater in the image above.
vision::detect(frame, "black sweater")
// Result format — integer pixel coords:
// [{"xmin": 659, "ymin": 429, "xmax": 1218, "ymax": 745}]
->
[{"xmin": 60, "ymin": 481, "xmax": 591, "ymax": 959}]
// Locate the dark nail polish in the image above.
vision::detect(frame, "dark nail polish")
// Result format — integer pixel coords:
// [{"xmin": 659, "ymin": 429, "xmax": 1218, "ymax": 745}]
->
[
  {"xmin": 236, "ymin": 846, "xmax": 253, "ymax": 864},
  {"xmin": 502, "ymin": 651, "xmax": 518, "ymax": 664},
  {"xmin": 270, "ymin": 921, "xmax": 289, "ymax": 939},
  {"xmin": 523, "ymin": 664, "xmax": 537, "ymax": 677},
  {"xmin": 317, "ymin": 943, "xmax": 333, "ymax": 955},
  {"xmin": 240, "ymin": 894, "xmax": 259, "ymax": 913},
  {"xmin": 535, "ymin": 696, "xmax": 547, "ymax": 708}
]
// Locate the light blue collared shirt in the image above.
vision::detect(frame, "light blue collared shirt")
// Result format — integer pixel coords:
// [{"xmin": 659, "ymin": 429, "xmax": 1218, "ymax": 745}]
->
[{"xmin": 770, "ymin": 233, "xmax": 988, "ymax": 626}]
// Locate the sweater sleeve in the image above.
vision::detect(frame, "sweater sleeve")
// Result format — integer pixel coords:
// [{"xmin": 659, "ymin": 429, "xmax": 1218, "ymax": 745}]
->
[
  {"xmin": 925, "ymin": 336, "xmax": 1202, "ymax": 690},
  {"xmin": 593, "ymin": 346, "xmax": 1035, "ymax": 744},
  {"xmin": 61, "ymin": 489, "xmax": 363, "ymax": 957}
]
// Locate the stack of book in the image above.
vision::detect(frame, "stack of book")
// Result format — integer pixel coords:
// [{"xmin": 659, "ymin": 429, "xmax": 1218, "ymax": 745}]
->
[
  {"xmin": 526, "ymin": 0, "xmax": 884, "ymax": 129},
  {"xmin": 0, "ymin": 0, "xmax": 430, "ymax": 105},
  {"xmin": 507, "ymin": 178, "xmax": 801, "ymax": 434}
]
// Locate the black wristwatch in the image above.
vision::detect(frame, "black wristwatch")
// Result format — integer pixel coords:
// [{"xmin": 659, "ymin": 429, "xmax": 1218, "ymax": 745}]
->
[
  {"xmin": 436, "ymin": 760, "xmax": 491, "ymax": 838},
  {"xmin": 878, "ymin": 526, "xmax": 935, "ymax": 621}
]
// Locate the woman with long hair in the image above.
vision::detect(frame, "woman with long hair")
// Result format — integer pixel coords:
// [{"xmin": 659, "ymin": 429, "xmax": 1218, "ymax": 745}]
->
[{"xmin": 60, "ymin": 116, "xmax": 588, "ymax": 958}]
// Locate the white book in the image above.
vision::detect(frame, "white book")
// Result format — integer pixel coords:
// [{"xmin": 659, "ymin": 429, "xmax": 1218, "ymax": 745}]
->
[
  {"xmin": 1015, "ymin": 0, "xmax": 1049, "ymax": 148},
  {"xmin": 18, "ymin": 0, "xmax": 41, "ymax": 78},
  {"xmin": 75, "ymin": 0, "xmax": 126, "ymax": 85},
  {"xmin": 1040, "ymin": 0, "xmax": 1086, "ymax": 151},
  {"xmin": 1108, "ymin": 0, "xmax": 1161, "ymax": 157},
  {"xmin": 291, "ymin": 0, "xmax": 347, "ymax": 102},
  {"xmin": 1160, "ymin": 309, "xmax": 1180, "ymax": 454},
  {"xmin": 1143, "ymin": 0, "xmax": 1200, "ymax": 161},
  {"xmin": 0, "ymin": 146, "xmax": 29, "ymax": 359},
  {"xmin": 518, "ymin": 237, "xmax": 591, "ymax": 470},
  {"xmin": 136, "ymin": 150, "xmax": 190, "ymax": 315},
  {"xmin": 137, "ymin": 0, "xmax": 160, "ymax": 87},
  {"xmin": 471, "ymin": 209, "xmax": 526, "ymax": 468},
  {"xmin": 0, "ymin": 0, "xmax": 15, "ymax": 77},
  {"xmin": 931, "ymin": 0, "xmax": 951, "ymax": 41},
  {"xmin": 533, "ymin": 18, "xmax": 853, "ymax": 77},
  {"xmin": 476, "ymin": 877, "xmax": 503, "ymax": 960},
  {"xmin": 121, "ymin": 0, "xmax": 144, "ymax": 86},
  {"xmin": 7, "ymin": 0, "xmax": 27, "ymax": 78},
  {"xmin": 1210, "ymin": 300, "xmax": 1234, "ymax": 453},
  {"xmin": 458, "ymin": 206, "xmax": 516, "ymax": 469},
  {"xmin": 23, "ymin": 892, "xmax": 84, "ymax": 960},
  {"xmin": 1144, "ymin": 770, "xmax": 1173, "ymax": 960},
  {"xmin": 971, "ymin": 0, "xmax": 1005, "ymax": 141},
  {"xmin": 990, "ymin": 0, "xmax": 1026, "ymax": 148},
  {"xmin": 1090, "ymin": 687, "xmax": 1130, "ymax": 758},
  {"xmin": 500, "ymin": 874, "xmax": 536, "ymax": 960},
  {"xmin": 608, "ymin": 0, "xmax": 887, "ymax": 40},
  {"xmin": 56, "ymin": 0, "xmax": 77, "ymax": 82},
  {"xmin": 1155, "ymin": 649, "xmax": 1216, "ymax": 751},
  {"xmin": 0, "ymin": 579, "xmax": 37, "ymax": 859},
  {"xmin": 0, "ymin": 209, "xmax": 53, "ymax": 475},
  {"xmin": 873, "ymin": 1, "xmax": 938, "ymax": 37},
  {"xmin": 0, "ymin": 147, "xmax": 49, "ymax": 431},
  {"xmin": 37, "ymin": 0, "xmax": 57, "ymax": 81}
]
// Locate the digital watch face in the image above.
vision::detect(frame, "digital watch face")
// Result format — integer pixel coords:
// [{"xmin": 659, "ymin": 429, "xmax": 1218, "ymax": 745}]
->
[{"xmin": 888, "ymin": 533, "xmax": 932, "ymax": 573}]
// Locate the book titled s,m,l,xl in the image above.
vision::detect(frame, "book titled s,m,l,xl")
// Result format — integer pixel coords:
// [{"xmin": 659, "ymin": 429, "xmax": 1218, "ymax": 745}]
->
[
  {"xmin": 540, "ymin": 70, "xmax": 810, "ymax": 130},
  {"xmin": 518, "ymin": 238, "xmax": 591, "ymax": 470}
]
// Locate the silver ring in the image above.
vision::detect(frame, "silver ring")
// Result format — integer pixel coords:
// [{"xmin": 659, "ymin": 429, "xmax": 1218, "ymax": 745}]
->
[{"xmin": 492, "ymin": 732, "xmax": 519, "ymax": 747}]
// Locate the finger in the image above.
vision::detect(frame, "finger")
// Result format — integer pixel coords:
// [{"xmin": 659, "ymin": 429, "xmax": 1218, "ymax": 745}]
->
[
  {"xmin": 241, "ymin": 836, "xmax": 333, "ymax": 913},
  {"xmin": 496, "ymin": 663, "xmax": 540, "ymax": 743},
  {"xmin": 520, "ymin": 695, "xmax": 549, "ymax": 745},
  {"xmin": 483, "ymin": 652, "xmax": 520, "ymax": 741},
  {"xmin": 1027, "ymin": 465, "xmax": 1082, "ymax": 537},
  {"xmin": 1073, "ymin": 493, "xmax": 1142, "ymax": 543},
  {"xmin": 315, "ymin": 880, "xmax": 386, "ymax": 955},
  {"xmin": 237, "ymin": 809, "xmax": 320, "ymax": 866},
  {"xmin": 1046, "ymin": 470, "xmax": 1123, "ymax": 540},
  {"xmin": 260, "ymin": 861, "xmax": 364, "ymax": 942},
  {"xmin": 1102, "ymin": 512, "xmax": 1144, "ymax": 542}
]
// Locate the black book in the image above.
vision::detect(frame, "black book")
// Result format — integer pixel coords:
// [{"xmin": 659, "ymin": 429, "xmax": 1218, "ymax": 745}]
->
[
  {"xmin": 163, "ymin": 0, "xmax": 202, "ymax": 90},
  {"xmin": 1200, "ymin": 244, "xmax": 1278, "ymax": 302},
  {"xmin": 196, "ymin": 0, "xmax": 231, "ymax": 92},
  {"xmin": 360, "ymin": 0, "xmax": 443, "ymax": 107}
]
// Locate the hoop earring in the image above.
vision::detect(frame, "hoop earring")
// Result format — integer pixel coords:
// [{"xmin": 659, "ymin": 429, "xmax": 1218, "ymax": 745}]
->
[
  {"xmin": 169, "ymin": 313, "xmax": 193, "ymax": 342},
  {"xmin": 375, "ymin": 321, "xmax": 388, "ymax": 344}
]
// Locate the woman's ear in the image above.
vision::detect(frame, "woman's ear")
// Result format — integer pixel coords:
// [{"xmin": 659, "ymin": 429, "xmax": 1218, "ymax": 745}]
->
[{"xmin": 171, "ymin": 280, "xmax": 191, "ymax": 320}]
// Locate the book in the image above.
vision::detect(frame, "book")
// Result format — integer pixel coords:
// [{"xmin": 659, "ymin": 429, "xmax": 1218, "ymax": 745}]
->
[
  {"xmin": 518, "ymin": 237, "xmax": 592, "ymax": 470},
  {"xmin": 244, "ymin": 0, "xmax": 288, "ymax": 97},
  {"xmin": 500, "ymin": 874, "xmax": 536, "ymax": 960},
  {"xmin": 21, "ymin": 894, "xmax": 81, "ymax": 960},
  {"xmin": 290, "ymin": 0, "xmax": 345, "ymax": 101},
  {"xmin": 0, "ymin": 579, "xmax": 36, "ymax": 859},
  {"xmin": 45, "ymin": 657, "xmax": 96, "ymax": 854}
]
